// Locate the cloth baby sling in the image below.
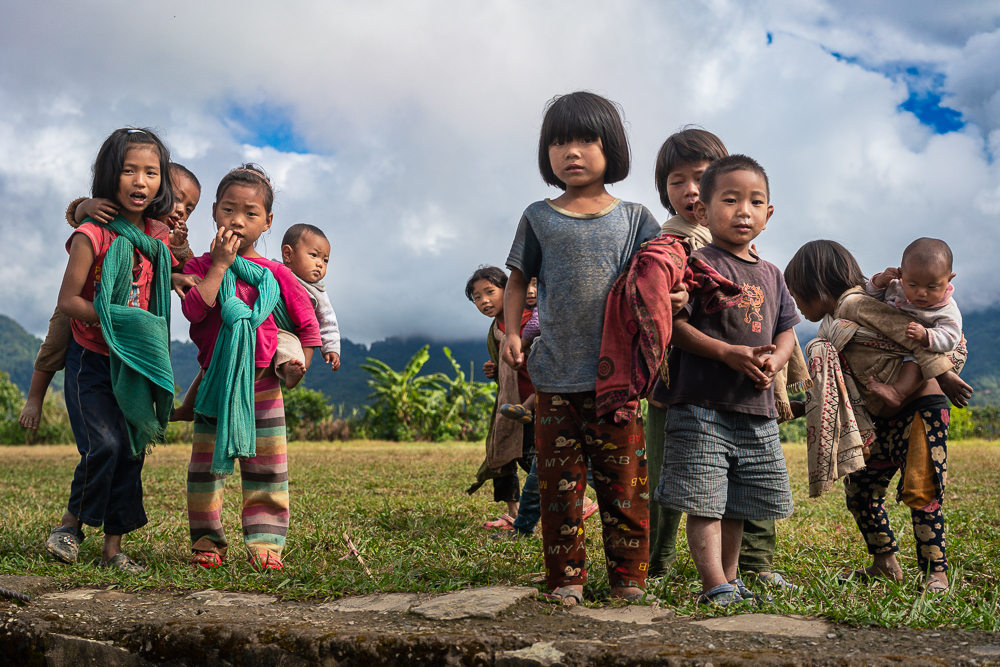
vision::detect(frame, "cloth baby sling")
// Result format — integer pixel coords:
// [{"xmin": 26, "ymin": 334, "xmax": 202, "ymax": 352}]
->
[
  {"xmin": 91, "ymin": 216, "xmax": 175, "ymax": 458},
  {"xmin": 194, "ymin": 256, "xmax": 294, "ymax": 475}
]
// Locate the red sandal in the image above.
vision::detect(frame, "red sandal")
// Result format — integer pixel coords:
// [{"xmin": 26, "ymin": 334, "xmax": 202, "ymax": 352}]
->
[
  {"xmin": 190, "ymin": 551, "xmax": 224, "ymax": 569},
  {"xmin": 481, "ymin": 513, "xmax": 516, "ymax": 530},
  {"xmin": 250, "ymin": 552, "xmax": 284, "ymax": 571}
]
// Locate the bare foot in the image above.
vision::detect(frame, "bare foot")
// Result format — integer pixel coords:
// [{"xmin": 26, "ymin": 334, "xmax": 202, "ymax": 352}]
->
[
  {"xmin": 611, "ymin": 585, "xmax": 647, "ymax": 601},
  {"xmin": 18, "ymin": 397, "xmax": 42, "ymax": 430},
  {"xmin": 170, "ymin": 403, "xmax": 194, "ymax": 422},
  {"xmin": 867, "ymin": 377, "xmax": 906, "ymax": 410},
  {"xmin": 848, "ymin": 555, "xmax": 905, "ymax": 583},
  {"xmin": 280, "ymin": 359, "xmax": 306, "ymax": 389},
  {"xmin": 925, "ymin": 572, "xmax": 949, "ymax": 593},
  {"xmin": 102, "ymin": 534, "xmax": 123, "ymax": 563}
]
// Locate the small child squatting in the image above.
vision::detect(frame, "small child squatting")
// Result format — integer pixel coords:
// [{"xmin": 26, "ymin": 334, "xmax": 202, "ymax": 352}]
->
[{"xmin": 865, "ymin": 238, "xmax": 961, "ymax": 411}]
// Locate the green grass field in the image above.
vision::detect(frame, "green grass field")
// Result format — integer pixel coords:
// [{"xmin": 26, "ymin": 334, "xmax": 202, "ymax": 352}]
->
[{"xmin": 1, "ymin": 440, "xmax": 999, "ymax": 630}]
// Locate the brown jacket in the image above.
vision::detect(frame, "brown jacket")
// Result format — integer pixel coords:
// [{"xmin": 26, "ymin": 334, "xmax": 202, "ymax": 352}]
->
[{"xmin": 834, "ymin": 288, "xmax": 958, "ymax": 415}]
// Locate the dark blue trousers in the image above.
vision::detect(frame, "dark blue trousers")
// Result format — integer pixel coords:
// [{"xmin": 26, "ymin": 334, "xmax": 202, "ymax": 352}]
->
[{"xmin": 64, "ymin": 339, "xmax": 147, "ymax": 535}]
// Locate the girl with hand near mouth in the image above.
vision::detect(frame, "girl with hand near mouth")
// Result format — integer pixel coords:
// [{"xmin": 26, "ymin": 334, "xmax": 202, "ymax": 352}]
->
[
  {"xmin": 178, "ymin": 164, "xmax": 320, "ymax": 571},
  {"xmin": 45, "ymin": 128, "xmax": 179, "ymax": 573}
]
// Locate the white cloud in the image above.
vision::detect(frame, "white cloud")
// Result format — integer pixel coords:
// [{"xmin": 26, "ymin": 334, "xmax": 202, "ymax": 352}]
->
[{"xmin": 0, "ymin": 0, "xmax": 999, "ymax": 341}]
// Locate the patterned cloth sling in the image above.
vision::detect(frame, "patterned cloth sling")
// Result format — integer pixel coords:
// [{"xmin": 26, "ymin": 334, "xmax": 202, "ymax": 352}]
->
[
  {"xmin": 91, "ymin": 216, "xmax": 175, "ymax": 458},
  {"xmin": 194, "ymin": 256, "xmax": 294, "ymax": 475}
]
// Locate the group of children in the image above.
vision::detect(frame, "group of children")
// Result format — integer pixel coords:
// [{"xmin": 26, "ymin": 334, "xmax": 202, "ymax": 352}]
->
[
  {"xmin": 466, "ymin": 91, "xmax": 970, "ymax": 606},
  {"xmin": 20, "ymin": 127, "xmax": 341, "ymax": 572},
  {"xmin": 23, "ymin": 93, "xmax": 970, "ymax": 605}
]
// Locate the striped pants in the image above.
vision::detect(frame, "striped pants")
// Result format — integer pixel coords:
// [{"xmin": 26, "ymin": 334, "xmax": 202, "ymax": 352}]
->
[{"xmin": 187, "ymin": 376, "xmax": 289, "ymax": 559}]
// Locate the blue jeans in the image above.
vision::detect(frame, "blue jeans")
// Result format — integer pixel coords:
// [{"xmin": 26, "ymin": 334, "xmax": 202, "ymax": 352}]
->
[{"xmin": 64, "ymin": 339, "xmax": 147, "ymax": 535}]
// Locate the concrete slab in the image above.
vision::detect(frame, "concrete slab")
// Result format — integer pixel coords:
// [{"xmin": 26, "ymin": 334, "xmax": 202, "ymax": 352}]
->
[
  {"xmin": 319, "ymin": 593, "xmax": 419, "ymax": 613},
  {"xmin": 495, "ymin": 641, "xmax": 566, "ymax": 667},
  {"xmin": 971, "ymin": 645, "xmax": 1000, "ymax": 656},
  {"xmin": 691, "ymin": 613, "xmax": 830, "ymax": 638},
  {"xmin": 46, "ymin": 633, "xmax": 150, "ymax": 667},
  {"xmin": 187, "ymin": 590, "xmax": 277, "ymax": 607},
  {"xmin": 568, "ymin": 605, "xmax": 675, "ymax": 625},
  {"xmin": 42, "ymin": 589, "xmax": 104, "ymax": 601},
  {"xmin": 411, "ymin": 586, "xmax": 537, "ymax": 621}
]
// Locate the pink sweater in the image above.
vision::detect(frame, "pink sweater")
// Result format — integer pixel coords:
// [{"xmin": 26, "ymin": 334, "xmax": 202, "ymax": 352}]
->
[{"xmin": 182, "ymin": 254, "xmax": 322, "ymax": 369}]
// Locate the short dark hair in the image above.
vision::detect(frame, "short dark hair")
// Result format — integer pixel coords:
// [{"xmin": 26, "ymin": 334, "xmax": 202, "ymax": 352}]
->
[
  {"xmin": 784, "ymin": 240, "xmax": 867, "ymax": 304},
  {"xmin": 654, "ymin": 127, "xmax": 729, "ymax": 214},
  {"xmin": 465, "ymin": 265, "xmax": 507, "ymax": 302},
  {"xmin": 699, "ymin": 154, "xmax": 770, "ymax": 205},
  {"xmin": 902, "ymin": 237, "xmax": 953, "ymax": 273},
  {"xmin": 92, "ymin": 128, "xmax": 174, "ymax": 218},
  {"xmin": 282, "ymin": 223, "xmax": 327, "ymax": 249},
  {"xmin": 538, "ymin": 92, "xmax": 630, "ymax": 190},
  {"xmin": 215, "ymin": 163, "xmax": 274, "ymax": 213},
  {"xmin": 169, "ymin": 163, "xmax": 201, "ymax": 192}
]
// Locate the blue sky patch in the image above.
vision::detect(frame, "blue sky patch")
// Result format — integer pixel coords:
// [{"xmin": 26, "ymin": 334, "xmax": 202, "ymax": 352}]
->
[
  {"xmin": 824, "ymin": 50, "xmax": 964, "ymax": 134},
  {"xmin": 227, "ymin": 103, "xmax": 309, "ymax": 153}
]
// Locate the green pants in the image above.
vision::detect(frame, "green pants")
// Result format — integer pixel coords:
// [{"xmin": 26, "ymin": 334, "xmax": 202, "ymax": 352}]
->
[{"xmin": 646, "ymin": 403, "xmax": 776, "ymax": 576}]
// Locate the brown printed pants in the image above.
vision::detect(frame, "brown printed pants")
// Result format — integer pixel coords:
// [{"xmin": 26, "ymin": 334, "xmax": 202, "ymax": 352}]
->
[{"xmin": 535, "ymin": 390, "xmax": 649, "ymax": 590}]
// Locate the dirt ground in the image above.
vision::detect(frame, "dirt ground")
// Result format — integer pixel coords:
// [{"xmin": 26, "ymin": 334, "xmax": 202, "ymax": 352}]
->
[{"xmin": 2, "ymin": 576, "xmax": 998, "ymax": 666}]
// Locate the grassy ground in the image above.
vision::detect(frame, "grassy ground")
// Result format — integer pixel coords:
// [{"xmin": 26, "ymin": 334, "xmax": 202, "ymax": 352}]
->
[{"xmin": 1, "ymin": 439, "xmax": 999, "ymax": 631}]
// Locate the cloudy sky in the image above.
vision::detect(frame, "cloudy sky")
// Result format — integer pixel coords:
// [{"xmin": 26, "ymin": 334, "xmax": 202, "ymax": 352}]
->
[{"xmin": 2, "ymin": 1, "xmax": 999, "ymax": 344}]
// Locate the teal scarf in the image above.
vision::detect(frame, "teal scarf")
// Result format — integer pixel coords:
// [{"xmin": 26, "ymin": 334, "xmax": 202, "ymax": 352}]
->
[
  {"xmin": 195, "ymin": 256, "xmax": 293, "ymax": 475},
  {"xmin": 91, "ymin": 216, "xmax": 174, "ymax": 458}
]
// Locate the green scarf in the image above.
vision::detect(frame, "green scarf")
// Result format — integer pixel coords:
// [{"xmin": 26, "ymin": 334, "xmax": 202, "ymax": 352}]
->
[
  {"xmin": 195, "ymin": 256, "xmax": 293, "ymax": 475},
  {"xmin": 91, "ymin": 216, "xmax": 175, "ymax": 458}
]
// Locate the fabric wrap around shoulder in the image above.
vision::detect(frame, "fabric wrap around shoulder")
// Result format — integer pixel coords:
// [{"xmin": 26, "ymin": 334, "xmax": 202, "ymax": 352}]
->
[
  {"xmin": 195, "ymin": 256, "xmax": 294, "ymax": 475},
  {"xmin": 90, "ymin": 216, "xmax": 175, "ymax": 458}
]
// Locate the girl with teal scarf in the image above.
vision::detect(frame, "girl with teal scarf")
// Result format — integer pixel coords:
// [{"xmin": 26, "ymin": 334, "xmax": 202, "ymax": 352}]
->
[
  {"xmin": 45, "ymin": 128, "xmax": 177, "ymax": 573},
  {"xmin": 182, "ymin": 164, "xmax": 312, "ymax": 572}
]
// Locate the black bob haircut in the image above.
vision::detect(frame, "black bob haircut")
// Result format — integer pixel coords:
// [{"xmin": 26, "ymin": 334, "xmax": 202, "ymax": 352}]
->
[
  {"xmin": 654, "ymin": 126, "xmax": 729, "ymax": 214},
  {"xmin": 282, "ymin": 223, "xmax": 328, "ymax": 249},
  {"xmin": 92, "ymin": 128, "xmax": 174, "ymax": 219},
  {"xmin": 216, "ymin": 163, "xmax": 275, "ymax": 214},
  {"xmin": 538, "ymin": 92, "xmax": 630, "ymax": 190},
  {"xmin": 699, "ymin": 154, "xmax": 770, "ymax": 205},
  {"xmin": 784, "ymin": 240, "xmax": 867, "ymax": 305},
  {"xmin": 169, "ymin": 163, "xmax": 201, "ymax": 192},
  {"xmin": 465, "ymin": 265, "xmax": 508, "ymax": 302}
]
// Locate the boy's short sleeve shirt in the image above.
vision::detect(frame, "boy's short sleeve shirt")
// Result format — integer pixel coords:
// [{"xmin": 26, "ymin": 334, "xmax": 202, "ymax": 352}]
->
[
  {"xmin": 505, "ymin": 199, "xmax": 660, "ymax": 393},
  {"xmin": 660, "ymin": 244, "xmax": 800, "ymax": 418}
]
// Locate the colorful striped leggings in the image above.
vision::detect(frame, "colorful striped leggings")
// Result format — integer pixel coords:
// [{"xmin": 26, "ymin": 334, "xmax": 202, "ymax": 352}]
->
[{"xmin": 187, "ymin": 376, "xmax": 289, "ymax": 559}]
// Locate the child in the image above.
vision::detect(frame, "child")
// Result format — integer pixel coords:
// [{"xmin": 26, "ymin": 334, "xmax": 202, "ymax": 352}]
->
[
  {"xmin": 44, "ymin": 128, "xmax": 179, "ymax": 572},
  {"xmin": 648, "ymin": 128, "xmax": 798, "ymax": 590},
  {"xmin": 865, "ymin": 238, "xmax": 961, "ymax": 410},
  {"xmin": 784, "ymin": 240, "xmax": 971, "ymax": 593},
  {"xmin": 180, "ymin": 164, "xmax": 321, "ymax": 570},
  {"xmin": 18, "ymin": 163, "xmax": 202, "ymax": 431},
  {"xmin": 466, "ymin": 266, "xmax": 532, "ymax": 530},
  {"xmin": 502, "ymin": 91, "xmax": 661, "ymax": 604},
  {"xmin": 655, "ymin": 155, "xmax": 799, "ymax": 607},
  {"xmin": 500, "ymin": 277, "xmax": 537, "ymax": 423}
]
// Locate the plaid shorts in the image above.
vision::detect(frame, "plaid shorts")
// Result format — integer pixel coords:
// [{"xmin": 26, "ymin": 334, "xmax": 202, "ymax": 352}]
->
[{"xmin": 654, "ymin": 403, "xmax": 793, "ymax": 521}]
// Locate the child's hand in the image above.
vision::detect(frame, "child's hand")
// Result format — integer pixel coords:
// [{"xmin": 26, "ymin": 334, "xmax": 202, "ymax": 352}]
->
[
  {"xmin": 873, "ymin": 267, "xmax": 901, "ymax": 289},
  {"xmin": 79, "ymin": 198, "xmax": 119, "ymax": 224},
  {"xmin": 905, "ymin": 322, "xmax": 929, "ymax": 347},
  {"xmin": 210, "ymin": 227, "xmax": 239, "ymax": 271},
  {"xmin": 721, "ymin": 343, "xmax": 775, "ymax": 385},
  {"xmin": 324, "ymin": 352, "xmax": 341, "ymax": 371},
  {"xmin": 171, "ymin": 273, "xmax": 201, "ymax": 299},
  {"xmin": 483, "ymin": 360, "xmax": 497, "ymax": 380},
  {"xmin": 669, "ymin": 286, "xmax": 689, "ymax": 316},
  {"xmin": 501, "ymin": 335, "xmax": 524, "ymax": 371},
  {"xmin": 756, "ymin": 354, "xmax": 782, "ymax": 390},
  {"xmin": 170, "ymin": 220, "xmax": 189, "ymax": 247}
]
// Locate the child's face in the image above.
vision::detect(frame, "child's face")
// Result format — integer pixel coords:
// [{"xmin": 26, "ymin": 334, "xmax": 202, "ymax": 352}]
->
[
  {"xmin": 212, "ymin": 183, "xmax": 274, "ymax": 255},
  {"xmin": 163, "ymin": 173, "xmax": 200, "ymax": 231},
  {"xmin": 471, "ymin": 278, "xmax": 504, "ymax": 319},
  {"xmin": 898, "ymin": 260, "xmax": 955, "ymax": 308},
  {"xmin": 282, "ymin": 231, "xmax": 331, "ymax": 283},
  {"xmin": 116, "ymin": 146, "xmax": 162, "ymax": 222},
  {"xmin": 696, "ymin": 169, "xmax": 773, "ymax": 256},
  {"xmin": 526, "ymin": 277, "xmax": 538, "ymax": 307},
  {"xmin": 548, "ymin": 137, "xmax": 606, "ymax": 190},
  {"xmin": 666, "ymin": 159, "xmax": 711, "ymax": 224},
  {"xmin": 790, "ymin": 292, "xmax": 835, "ymax": 323}
]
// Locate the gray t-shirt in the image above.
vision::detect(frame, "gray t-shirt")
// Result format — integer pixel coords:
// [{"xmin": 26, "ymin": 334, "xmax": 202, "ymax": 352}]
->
[{"xmin": 506, "ymin": 198, "xmax": 660, "ymax": 393}]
